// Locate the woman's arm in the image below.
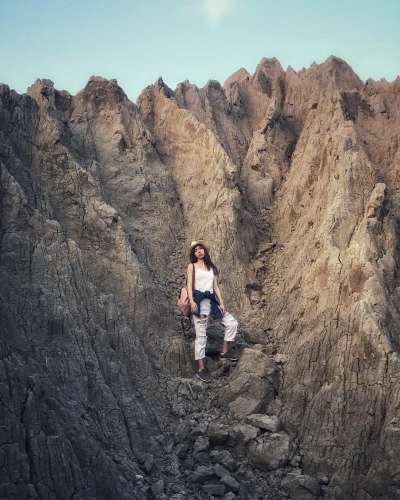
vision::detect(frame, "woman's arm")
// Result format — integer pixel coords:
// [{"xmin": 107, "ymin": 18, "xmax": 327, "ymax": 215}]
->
[
  {"xmin": 213, "ymin": 276, "xmax": 225, "ymax": 313},
  {"xmin": 187, "ymin": 264, "xmax": 198, "ymax": 312}
]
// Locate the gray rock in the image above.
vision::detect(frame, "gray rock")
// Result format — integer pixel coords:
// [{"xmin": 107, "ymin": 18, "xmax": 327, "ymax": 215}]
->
[
  {"xmin": 223, "ymin": 493, "xmax": 237, "ymax": 500},
  {"xmin": 229, "ymin": 397, "xmax": 263, "ymax": 417},
  {"xmin": 194, "ymin": 450, "xmax": 211, "ymax": 466},
  {"xmin": 182, "ymin": 455, "xmax": 194, "ymax": 469},
  {"xmin": 192, "ymin": 465, "xmax": 216, "ymax": 483},
  {"xmin": 202, "ymin": 483, "xmax": 226, "ymax": 497},
  {"xmin": 144, "ymin": 453, "xmax": 155, "ymax": 473},
  {"xmin": 2, "ymin": 59, "xmax": 399, "ymax": 500},
  {"xmin": 176, "ymin": 443, "xmax": 189, "ymax": 459},
  {"xmin": 281, "ymin": 472, "xmax": 321, "ymax": 499},
  {"xmin": 230, "ymin": 424, "xmax": 259, "ymax": 444},
  {"xmin": 194, "ymin": 435, "xmax": 209, "ymax": 453},
  {"xmin": 290, "ymin": 454, "xmax": 301, "ymax": 467},
  {"xmin": 223, "ymin": 348, "xmax": 278, "ymax": 418},
  {"xmin": 172, "ymin": 402, "xmax": 187, "ymax": 417},
  {"xmin": 151, "ymin": 478, "xmax": 165, "ymax": 496},
  {"xmin": 318, "ymin": 474, "xmax": 329, "ymax": 485},
  {"xmin": 246, "ymin": 414, "xmax": 281, "ymax": 432},
  {"xmin": 238, "ymin": 487, "xmax": 249, "ymax": 500},
  {"xmin": 248, "ymin": 432, "xmax": 290, "ymax": 470},
  {"xmin": 175, "ymin": 422, "xmax": 190, "ymax": 443},
  {"xmin": 208, "ymin": 424, "xmax": 230, "ymax": 445},
  {"xmin": 210, "ymin": 449, "xmax": 236, "ymax": 472},
  {"xmin": 191, "ymin": 422, "xmax": 208, "ymax": 437},
  {"xmin": 221, "ymin": 475, "xmax": 240, "ymax": 492},
  {"xmin": 214, "ymin": 463, "xmax": 231, "ymax": 478}
]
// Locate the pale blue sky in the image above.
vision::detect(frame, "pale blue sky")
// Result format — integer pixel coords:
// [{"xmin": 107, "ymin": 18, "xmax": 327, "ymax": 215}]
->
[{"xmin": 1, "ymin": 0, "xmax": 399, "ymax": 101}]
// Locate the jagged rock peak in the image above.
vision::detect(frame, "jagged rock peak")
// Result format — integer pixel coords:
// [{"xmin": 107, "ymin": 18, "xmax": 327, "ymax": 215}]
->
[
  {"xmin": 136, "ymin": 77, "xmax": 174, "ymax": 122},
  {"xmin": 154, "ymin": 76, "xmax": 174, "ymax": 98},
  {"xmin": 286, "ymin": 65, "xmax": 300, "ymax": 81},
  {"xmin": 26, "ymin": 78, "xmax": 71, "ymax": 97},
  {"xmin": 223, "ymin": 67, "xmax": 250, "ymax": 89},
  {"xmin": 88, "ymin": 75, "xmax": 117, "ymax": 84},
  {"xmin": 28, "ymin": 78, "xmax": 55, "ymax": 90},
  {"xmin": 256, "ymin": 57, "xmax": 284, "ymax": 74},
  {"xmin": 76, "ymin": 75, "xmax": 130, "ymax": 109},
  {"xmin": 83, "ymin": 75, "xmax": 125, "ymax": 94},
  {"xmin": 325, "ymin": 54, "xmax": 353, "ymax": 67},
  {"xmin": 27, "ymin": 78, "xmax": 56, "ymax": 99},
  {"xmin": 175, "ymin": 79, "xmax": 197, "ymax": 92},
  {"xmin": 320, "ymin": 55, "xmax": 363, "ymax": 88},
  {"xmin": 365, "ymin": 75, "xmax": 400, "ymax": 92},
  {"xmin": 26, "ymin": 79, "xmax": 72, "ymax": 111},
  {"xmin": 204, "ymin": 79, "xmax": 224, "ymax": 93},
  {"xmin": 251, "ymin": 57, "xmax": 285, "ymax": 95},
  {"xmin": 0, "ymin": 83, "xmax": 11, "ymax": 96}
]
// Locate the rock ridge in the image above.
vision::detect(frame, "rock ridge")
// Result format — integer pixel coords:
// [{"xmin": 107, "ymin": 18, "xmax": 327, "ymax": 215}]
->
[{"xmin": 1, "ymin": 54, "xmax": 400, "ymax": 499}]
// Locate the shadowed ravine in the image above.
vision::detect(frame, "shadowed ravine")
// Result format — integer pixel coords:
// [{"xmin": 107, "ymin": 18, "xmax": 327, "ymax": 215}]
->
[{"xmin": 1, "ymin": 55, "xmax": 400, "ymax": 499}]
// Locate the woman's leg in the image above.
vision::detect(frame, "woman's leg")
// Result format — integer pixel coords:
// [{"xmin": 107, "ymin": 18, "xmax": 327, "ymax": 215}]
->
[
  {"xmin": 193, "ymin": 314, "xmax": 209, "ymax": 369},
  {"xmin": 221, "ymin": 311, "xmax": 238, "ymax": 354}
]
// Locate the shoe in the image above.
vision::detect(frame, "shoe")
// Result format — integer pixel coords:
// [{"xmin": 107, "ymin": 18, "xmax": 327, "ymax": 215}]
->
[
  {"xmin": 196, "ymin": 368, "xmax": 210, "ymax": 383},
  {"xmin": 220, "ymin": 350, "xmax": 239, "ymax": 362}
]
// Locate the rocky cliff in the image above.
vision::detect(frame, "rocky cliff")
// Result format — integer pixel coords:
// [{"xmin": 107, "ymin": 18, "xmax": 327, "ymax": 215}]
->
[{"xmin": 0, "ymin": 55, "xmax": 399, "ymax": 499}]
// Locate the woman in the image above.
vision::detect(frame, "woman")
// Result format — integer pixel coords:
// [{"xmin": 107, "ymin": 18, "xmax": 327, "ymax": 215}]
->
[{"xmin": 187, "ymin": 241, "xmax": 238, "ymax": 382}]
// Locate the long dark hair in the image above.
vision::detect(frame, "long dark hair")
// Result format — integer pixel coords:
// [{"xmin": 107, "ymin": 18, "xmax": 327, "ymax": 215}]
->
[{"xmin": 190, "ymin": 243, "xmax": 219, "ymax": 275}]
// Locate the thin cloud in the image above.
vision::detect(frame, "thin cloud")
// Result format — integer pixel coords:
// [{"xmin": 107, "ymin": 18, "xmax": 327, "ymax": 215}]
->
[{"xmin": 201, "ymin": 0, "xmax": 234, "ymax": 25}]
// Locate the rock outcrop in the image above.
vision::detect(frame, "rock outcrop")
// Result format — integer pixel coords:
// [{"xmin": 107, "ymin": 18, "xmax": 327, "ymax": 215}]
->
[{"xmin": 0, "ymin": 55, "xmax": 399, "ymax": 499}]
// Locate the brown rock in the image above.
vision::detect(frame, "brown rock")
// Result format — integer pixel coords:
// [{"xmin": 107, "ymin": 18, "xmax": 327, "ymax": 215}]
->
[
  {"xmin": 223, "ymin": 348, "xmax": 278, "ymax": 417},
  {"xmin": 281, "ymin": 472, "xmax": 321, "ymax": 500},
  {"xmin": 1, "ymin": 54, "xmax": 400, "ymax": 498},
  {"xmin": 246, "ymin": 414, "xmax": 281, "ymax": 432},
  {"xmin": 230, "ymin": 424, "xmax": 260, "ymax": 444},
  {"xmin": 248, "ymin": 432, "xmax": 291, "ymax": 470}
]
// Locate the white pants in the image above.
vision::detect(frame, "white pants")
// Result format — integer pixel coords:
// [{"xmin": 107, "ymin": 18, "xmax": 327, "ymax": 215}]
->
[{"xmin": 193, "ymin": 307, "xmax": 238, "ymax": 361}]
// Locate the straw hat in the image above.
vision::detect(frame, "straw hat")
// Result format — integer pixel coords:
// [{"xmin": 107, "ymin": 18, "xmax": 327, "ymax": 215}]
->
[{"xmin": 190, "ymin": 240, "xmax": 204, "ymax": 249}]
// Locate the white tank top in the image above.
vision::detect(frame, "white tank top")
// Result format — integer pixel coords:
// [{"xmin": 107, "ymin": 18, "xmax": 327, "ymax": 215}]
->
[{"xmin": 194, "ymin": 266, "xmax": 214, "ymax": 292}]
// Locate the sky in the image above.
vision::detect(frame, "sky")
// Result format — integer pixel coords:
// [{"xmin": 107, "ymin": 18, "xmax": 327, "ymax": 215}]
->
[{"xmin": 1, "ymin": 0, "xmax": 399, "ymax": 101}]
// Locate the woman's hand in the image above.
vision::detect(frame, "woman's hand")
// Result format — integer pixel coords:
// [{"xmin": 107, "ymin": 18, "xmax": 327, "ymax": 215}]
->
[
  {"xmin": 219, "ymin": 302, "xmax": 225, "ymax": 314},
  {"xmin": 190, "ymin": 300, "xmax": 198, "ymax": 313}
]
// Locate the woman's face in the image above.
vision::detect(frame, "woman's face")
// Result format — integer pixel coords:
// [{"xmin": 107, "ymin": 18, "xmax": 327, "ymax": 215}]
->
[{"xmin": 194, "ymin": 245, "xmax": 205, "ymax": 259}]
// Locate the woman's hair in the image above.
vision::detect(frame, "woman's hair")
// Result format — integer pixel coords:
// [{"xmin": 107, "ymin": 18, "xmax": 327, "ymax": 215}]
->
[{"xmin": 190, "ymin": 244, "xmax": 219, "ymax": 275}]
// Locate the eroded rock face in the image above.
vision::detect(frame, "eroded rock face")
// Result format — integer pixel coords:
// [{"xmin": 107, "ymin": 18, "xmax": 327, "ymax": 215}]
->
[
  {"xmin": 222, "ymin": 347, "xmax": 279, "ymax": 417},
  {"xmin": 248, "ymin": 431, "xmax": 291, "ymax": 470},
  {"xmin": 1, "ymin": 56, "xmax": 400, "ymax": 498}
]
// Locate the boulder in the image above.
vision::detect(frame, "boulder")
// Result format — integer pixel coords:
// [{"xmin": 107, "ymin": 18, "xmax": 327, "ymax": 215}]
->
[
  {"xmin": 194, "ymin": 435, "xmax": 209, "ymax": 453},
  {"xmin": 208, "ymin": 424, "xmax": 230, "ymax": 445},
  {"xmin": 246, "ymin": 414, "xmax": 281, "ymax": 432},
  {"xmin": 281, "ymin": 472, "xmax": 321, "ymax": 500},
  {"xmin": 220, "ymin": 475, "xmax": 240, "ymax": 492},
  {"xmin": 248, "ymin": 432, "xmax": 290, "ymax": 470},
  {"xmin": 151, "ymin": 479, "xmax": 165, "ymax": 497},
  {"xmin": 230, "ymin": 424, "xmax": 259, "ymax": 444},
  {"xmin": 214, "ymin": 463, "xmax": 231, "ymax": 478},
  {"xmin": 223, "ymin": 348, "xmax": 278, "ymax": 417},
  {"xmin": 229, "ymin": 397, "xmax": 263, "ymax": 417},
  {"xmin": 191, "ymin": 465, "xmax": 216, "ymax": 483},
  {"xmin": 202, "ymin": 483, "xmax": 226, "ymax": 497},
  {"xmin": 210, "ymin": 449, "xmax": 237, "ymax": 472}
]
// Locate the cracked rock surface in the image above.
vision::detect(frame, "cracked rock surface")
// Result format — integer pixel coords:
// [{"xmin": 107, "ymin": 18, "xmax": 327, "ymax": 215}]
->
[{"xmin": 1, "ymin": 55, "xmax": 400, "ymax": 499}]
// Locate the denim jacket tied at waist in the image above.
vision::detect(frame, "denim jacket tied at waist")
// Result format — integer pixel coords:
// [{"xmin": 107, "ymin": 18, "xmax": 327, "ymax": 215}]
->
[{"xmin": 192, "ymin": 289, "xmax": 223, "ymax": 320}]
